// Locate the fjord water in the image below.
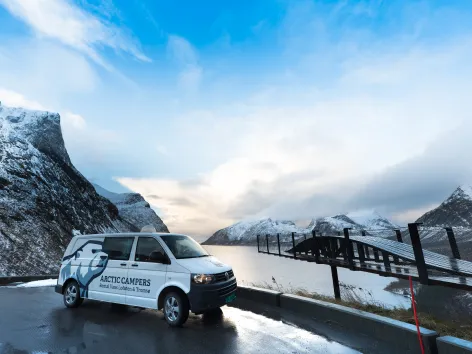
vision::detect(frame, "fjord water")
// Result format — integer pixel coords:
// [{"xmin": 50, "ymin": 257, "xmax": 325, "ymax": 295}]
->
[{"xmin": 205, "ymin": 245, "xmax": 410, "ymax": 308}]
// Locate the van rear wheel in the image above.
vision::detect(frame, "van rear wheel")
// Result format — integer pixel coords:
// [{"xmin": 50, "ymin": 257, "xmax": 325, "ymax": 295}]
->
[
  {"xmin": 163, "ymin": 292, "xmax": 189, "ymax": 327},
  {"xmin": 63, "ymin": 280, "xmax": 83, "ymax": 308}
]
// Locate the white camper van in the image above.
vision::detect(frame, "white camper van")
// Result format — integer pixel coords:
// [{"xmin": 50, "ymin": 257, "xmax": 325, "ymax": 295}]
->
[{"xmin": 55, "ymin": 230, "xmax": 237, "ymax": 326}]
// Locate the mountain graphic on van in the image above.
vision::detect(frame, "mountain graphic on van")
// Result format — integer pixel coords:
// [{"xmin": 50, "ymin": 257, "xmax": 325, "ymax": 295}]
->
[{"xmin": 60, "ymin": 240, "xmax": 109, "ymax": 297}]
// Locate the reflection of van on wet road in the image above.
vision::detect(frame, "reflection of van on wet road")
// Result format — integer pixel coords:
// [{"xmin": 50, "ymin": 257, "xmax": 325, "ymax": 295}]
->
[{"xmin": 56, "ymin": 227, "xmax": 237, "ymax": 326}]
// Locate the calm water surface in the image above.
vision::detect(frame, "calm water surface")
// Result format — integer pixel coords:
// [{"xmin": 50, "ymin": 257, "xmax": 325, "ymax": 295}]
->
[{"xmin": 205, "ymin": 245, "xmax": 410, "ymax": 308}]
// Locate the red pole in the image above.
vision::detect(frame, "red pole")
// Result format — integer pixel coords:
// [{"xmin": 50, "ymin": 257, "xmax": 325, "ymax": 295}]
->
[{"xmin": 409, "ymin": 276, "xmax": 425, "ymax": 354}]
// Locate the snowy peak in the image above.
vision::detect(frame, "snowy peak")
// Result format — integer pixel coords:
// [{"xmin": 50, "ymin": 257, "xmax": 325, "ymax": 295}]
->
[
  {"xmin": 202, "ymin": 218, "xmax": 304, "ymax": 245},
  {"xmin": 308, "ymin": 211, "xmax": 398, "ymax": 238},
  {"xmin": 0, "ymin": 104, "xmax": 70, "ymax": 166},
  {"xmin": 449, "ymin": 185, "xmax": 472, "ymax": 202},
  {"xmin": 308, "ymin": 215, "xmax": 357, "ymax": 231},
  {"xmin": 416, "ymin": 185, "xmax": 472, "ymax": 229},
  {"xmin": 93, "ymin": 184, "xmax": 168, "ymax": 233},
  {"xmin": 347, "ymin": 210, "xmax": 398, "ymax": 230}
]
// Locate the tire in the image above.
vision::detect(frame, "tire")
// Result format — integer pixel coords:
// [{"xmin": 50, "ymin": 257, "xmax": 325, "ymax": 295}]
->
[
  {"xmin": 63, "ymin": 280, "xmax": 83, "ymax": 308},
  {"xmin": 163, "ymin": 291, "xmax": 189, "ymax": 327}
]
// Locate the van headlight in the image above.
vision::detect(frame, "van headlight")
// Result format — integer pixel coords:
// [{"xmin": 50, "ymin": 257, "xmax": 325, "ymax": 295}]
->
[{"xmin": 192, "ymin": 274, "xmax": 215, "ymax": 284}]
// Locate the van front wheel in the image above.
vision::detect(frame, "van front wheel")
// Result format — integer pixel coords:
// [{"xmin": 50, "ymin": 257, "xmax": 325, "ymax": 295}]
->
[
  {"xmin": 63, "ymin": 280, "xmax": 83, "ymax": 308},
  {"xmin": 163, "ymin": 292, "xmax": 189, "ymax": 327}
]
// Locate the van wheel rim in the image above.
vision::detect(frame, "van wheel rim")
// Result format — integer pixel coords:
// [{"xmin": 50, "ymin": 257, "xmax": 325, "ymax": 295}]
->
[
  {"xmin": 165, "ymin": 297, "xmax": 179, "ymax": 321},
  {"xmin": 65, "ymin": 285, "xmax": 77, "ymax": 305}
]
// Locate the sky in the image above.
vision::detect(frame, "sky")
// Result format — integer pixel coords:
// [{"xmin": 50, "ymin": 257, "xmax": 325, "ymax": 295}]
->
[{"xmin": 2, "ymin": 0, "xmax": 472, "ymax": 236}]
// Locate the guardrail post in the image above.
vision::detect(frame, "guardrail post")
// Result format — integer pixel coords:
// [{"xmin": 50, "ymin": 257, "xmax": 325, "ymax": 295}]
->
[
  {"xmin": 343, "ymin": 228, "xmax": 354, "ymax": 269},
  {"xmin": 408, "ymin": 223, "xmax": 429, "ymax": 284},
  {"xmin": 382, "ymin": 251, "xmax": 391, "ymax": 272},
  {"xmin": 395, "ymin": 229, "xmax": 403, "ymax": 243},
  {"xmin": 277, "ymin": 233, "xmax": 281, "ymax": 256},
  {"xmin": 266, "ymin": 234, "xmax": 269, "ymax": 254},
  {"xmin": 331, "ymin": 266, "xmax": 341, "ymax": 300},
  {"xmin": 291, "ymin": 232, "xmax": 297, "ymax": 259},
  {"xmin": 444, "ymin": 227, "xmax": 461, "ymax": 259},
  {"xmin": 257, "ymin": 234, "xmax": 260, "ymax": 252},
  {"xmin": 357, "ymin": 242, "xmax": 366, "ymax": 266},
  {"xmin": 361, "ymin": 230, "xmax": 370, "ymax": 259}
]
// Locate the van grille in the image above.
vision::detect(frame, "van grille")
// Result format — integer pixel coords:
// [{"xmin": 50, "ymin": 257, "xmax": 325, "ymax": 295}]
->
[
  {"xmin": 218, "ymin": 281, "xmax": 237, "ymax": 297},
  {"xmin": 214, "ymin": 270, "xmax": 234, "ymax": 283}
]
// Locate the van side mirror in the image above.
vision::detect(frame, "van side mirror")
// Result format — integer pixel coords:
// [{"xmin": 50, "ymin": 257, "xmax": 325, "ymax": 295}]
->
[{"xmin": 149, "ymin": 251, "xmax": 170, "ymax": 264}]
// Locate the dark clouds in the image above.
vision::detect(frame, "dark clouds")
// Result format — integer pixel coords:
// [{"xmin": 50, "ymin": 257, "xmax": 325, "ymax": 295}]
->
[{"xmin": 347, "ymin": 119, "xmax": 472, "ymax": 214}]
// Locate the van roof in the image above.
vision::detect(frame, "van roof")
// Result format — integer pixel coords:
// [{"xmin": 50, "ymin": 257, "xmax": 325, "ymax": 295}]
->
[{"xmin": 72, "ymin": 232, "xmax": 190, "ymax": 239}]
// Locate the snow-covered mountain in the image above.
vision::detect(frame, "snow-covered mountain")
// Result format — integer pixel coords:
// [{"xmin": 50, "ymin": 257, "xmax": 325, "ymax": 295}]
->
[
  {"xmin": 308, "ymin": 211, "xmax": 398, "ymax": 237},
  {"xmin": 0, "ymin": 104, "xmax": 168, "ymax": 276},
  {"xmin": 204, "ymin": 211, "xmax": 398, "ymax": 245},
  {"xmin": 416, "ymin": 185, "xmax": 472, "ymax": 245},
  {"xmin": 202, "ymin": 218, "xmax": 307, "ymax": 245},
  {"xmin": 417, "ymin": 185, "xmax": 472, "ymax": 228},
  {"xmin": 93, "ymin": 184, "xmax": 168, "ymax": 233},
  {"xmin": 347, "ymin": 210, "xmax": 399, "ymax": 230}
]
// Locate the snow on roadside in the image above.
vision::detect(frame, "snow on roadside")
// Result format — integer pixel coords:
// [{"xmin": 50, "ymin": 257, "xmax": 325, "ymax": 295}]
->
[{"xmin": 15, "ymin": 278, "xmax": 57, "ymax": 288}]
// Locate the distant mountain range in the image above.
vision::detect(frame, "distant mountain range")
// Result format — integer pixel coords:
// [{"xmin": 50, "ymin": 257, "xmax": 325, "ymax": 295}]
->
[
  {"xmin": 203, "ymin": 210, "xmax": 399, "ymax": 245},
  {"xmin": 204, "ymin": 186, "xmax": 472, "ymax": 248},
  {"xmin": 0, "ymin": 104, "xmax": 168, "ymax": 276}
]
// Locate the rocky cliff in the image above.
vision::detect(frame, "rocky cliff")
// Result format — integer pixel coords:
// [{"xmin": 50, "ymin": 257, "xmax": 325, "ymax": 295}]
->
[
  {"xmin": 93, "ymin": 184, "xmax": 168, "ymax": 233},
  {"xmin": 0, "ymin": 104, "xmax": 167, "ymax": 275}
]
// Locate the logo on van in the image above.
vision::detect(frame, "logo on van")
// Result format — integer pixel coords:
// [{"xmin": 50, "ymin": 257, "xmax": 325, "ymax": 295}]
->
[
  {"xmin": 60, "ymin": 240, "xmax": 109, "ymax": 297},
  {"xmin": 225, "ymin": 272, "xmax": 229, "ymax": 280}
]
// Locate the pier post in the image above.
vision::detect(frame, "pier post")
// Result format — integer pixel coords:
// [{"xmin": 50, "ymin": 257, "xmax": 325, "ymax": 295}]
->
[
  {"xmin": 331, "ymin": 266, "xmax": 341, "ymax": 300},
  {"xmin": 312, "ymin": 230, "xmax": 320, "ymax": 261},
  {"xmin": 361, "ymin": 230, "xmax": 370, "ymax": 259},
  {"xmin": 291, "ymin": 232, "xmax": 297, "ymax": 259},
  {"xmin": 343, "ymin": 228, "xmax": 354, "ymax": 269},
  {"xmin": 277, "ymin": 233, "xmax": 281, "ymax": 256},
  {"xmin": 395, "ymin": 229, "xmax": 403, "ymax": 243},
  {"xmin": 408, "ymin": 223, "xmax": 429, "ymax": 284},
  {"xmin": 445, "ymin": 227, "xmax": 461, "ymax": 259}
]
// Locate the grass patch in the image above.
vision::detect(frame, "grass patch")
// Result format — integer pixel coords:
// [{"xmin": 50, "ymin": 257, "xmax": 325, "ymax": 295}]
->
[{"xmin": 249, "ymin": 280, "xmax": 472, "ymax": 341}]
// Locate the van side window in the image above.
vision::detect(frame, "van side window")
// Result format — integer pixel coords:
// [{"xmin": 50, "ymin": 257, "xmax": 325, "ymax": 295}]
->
[
  {"xmin": 102, "ymin": 237, "xmax": 134, "ymax": 260},
  {"xmin": 135, "ymin": 237, "xmax": 167, "ymax": 263}
]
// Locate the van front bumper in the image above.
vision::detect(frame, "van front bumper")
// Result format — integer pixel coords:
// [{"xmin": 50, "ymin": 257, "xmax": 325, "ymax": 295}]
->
[{"xmin": 188, "ymin": 277, "xmax": 237, "ymax": 314}]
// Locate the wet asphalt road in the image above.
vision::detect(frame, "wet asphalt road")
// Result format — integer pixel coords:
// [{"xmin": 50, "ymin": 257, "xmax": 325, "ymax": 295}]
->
[{"xmin": 0, "ymin": 286, "xmax": 360, "ymax": 354}]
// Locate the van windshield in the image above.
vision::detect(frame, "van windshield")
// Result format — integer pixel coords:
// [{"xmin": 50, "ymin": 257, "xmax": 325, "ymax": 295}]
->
[{"xmin": 160, "ymin": 235, "xmax": 209, "ymax": 259}]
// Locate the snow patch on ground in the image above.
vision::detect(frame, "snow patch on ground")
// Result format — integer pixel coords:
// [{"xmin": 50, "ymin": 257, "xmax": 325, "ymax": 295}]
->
[{"xmin": 15, "ymin": 278, "xmax": 57, "ymax": 288}]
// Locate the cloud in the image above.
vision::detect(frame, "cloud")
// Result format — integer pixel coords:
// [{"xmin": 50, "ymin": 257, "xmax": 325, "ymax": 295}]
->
[
  {"xmin": 156, "ymin": 144, "xmax": 168, "ymax": 156},
  {"xmin": 62, "ymin": 112, "xmax": 86, "ymax": 130},
  {"xmin": 118, "ymin": 19, "xmax": 472, "ymax": 235},
  {"xmin": 0, "ymin": 38, "xmax": 98, "ymax": 99},
  {"xmin": 167, "ymin": 35, "xmax": 203, "ymax": 90},
  {"xmin": 347, "ymin": 118, "xmax": 472, "ymax": 222},
  {"xmin": 0, "ymin": 88, "xmax": 45, "ymax": 110},
  {"xmin": 0, "ymin": 0, "xmax": 150, "ymax": 70}
]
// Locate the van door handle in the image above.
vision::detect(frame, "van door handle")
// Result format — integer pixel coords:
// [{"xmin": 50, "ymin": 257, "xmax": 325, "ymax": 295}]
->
[
  {"xmin": 120, "ymin": 263, "xmax": 127, "ymax": 266},
  {"xmin": 131, "ymin": 264, "xmax": 138, "ymax": 267}
]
